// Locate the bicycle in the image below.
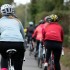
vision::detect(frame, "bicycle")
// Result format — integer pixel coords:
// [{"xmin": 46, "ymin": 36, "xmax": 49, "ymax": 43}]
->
[
  {"xmin": 48, "ymin": 52, "xmax": 54, "ymax": 70},
  {"xmin": 37, "ymin": 42, "xmax": 43, "ymax": 68},
  {"xmin": 29, "ymin": 38, "xmax": 34, "ymax": 56},
  {"xmin": 44, "ymin": 52, "xmax": 54, "ymax": 70},
  {"xmin": 6, "ymin": 49, "xmax": 17, "ymax": 70}
]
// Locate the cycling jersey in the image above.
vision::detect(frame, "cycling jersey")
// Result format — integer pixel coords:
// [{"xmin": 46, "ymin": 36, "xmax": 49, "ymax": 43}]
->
[
  {"xmin": 43, "ymin": 22, "xmax": 49, "ymax": 29},
  {"xmin": 0, "ymin": 16, "xmax": 24, "ymax": 42},
  {"xmin": 32, "ymin": 24, "xmax": 44, "ymax": 41},
  {"xmin": 43, "ymin": 22, "xmax": 64, "ymax": 42},
  {"xmin": 27, "ymin": 25, "xmax": 34, "ymax": 37}
]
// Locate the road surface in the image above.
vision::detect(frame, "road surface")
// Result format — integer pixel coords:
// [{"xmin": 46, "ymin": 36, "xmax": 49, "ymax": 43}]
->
[
  {"xmin": 23, "ymin": 48, "xmax": 43, "ymax": 70},
  {"xmin": 23, "ymin": 48, "xmax": 69, "ymax": 70},
  {"xmin": 0, "ymin": 48, "xmax": 69, "ymax": 70}
]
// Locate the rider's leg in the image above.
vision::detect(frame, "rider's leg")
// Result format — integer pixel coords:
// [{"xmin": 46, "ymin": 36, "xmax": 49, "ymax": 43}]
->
[
  {"xmin": 12, "ymin": 43, "xmax": 24, "ymax": 70},
  {"xmin": 44, "ymin": 41, "xmax": 52, "ymax": 70},
  {"xmin": 35, "ymin": 40, "xmax": 40, "ymax": 57},
  {"xmin": 53, "ymin": 42, "xmax": 62, "ymax": 70}
]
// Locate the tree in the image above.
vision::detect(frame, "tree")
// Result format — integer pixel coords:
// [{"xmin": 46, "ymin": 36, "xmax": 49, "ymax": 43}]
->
[
  {"xmin": 3, "ymin": 0, "xmax": 14, "ymax": 4},
  {"xmin": 0, "ymin": 0, "xmax": 3, "ymax": 6},
  {"xmin": 15, "ymin": 5, "xmax": 25, "ymax": 26},
  {"xmin": 53, "ymin": 0, "xmax": 64, "ymax": 9},
  {"xmin": 30, "ymin": 0, "xmax": 38, "ymax": 24}
]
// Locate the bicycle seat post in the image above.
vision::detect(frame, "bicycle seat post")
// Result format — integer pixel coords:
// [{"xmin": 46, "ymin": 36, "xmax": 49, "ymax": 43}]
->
[{"xmin": 6, "ymin": 49, "xmax": 17, "ymax": 70}]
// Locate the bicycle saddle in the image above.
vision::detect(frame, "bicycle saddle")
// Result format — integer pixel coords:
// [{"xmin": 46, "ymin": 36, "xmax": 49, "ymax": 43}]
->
[{"xmin": 6, "ymin": 49, "xmax": 17, "ymax": 54}]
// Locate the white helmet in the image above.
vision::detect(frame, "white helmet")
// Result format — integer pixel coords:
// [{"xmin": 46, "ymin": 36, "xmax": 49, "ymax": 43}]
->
[
  {"xmin": 0, "ymin": 4, "xmax": 13, "ymax": 16},
  {"xmin": 29, "ymin": 22, "xmax": 34, "ymax": 25}
]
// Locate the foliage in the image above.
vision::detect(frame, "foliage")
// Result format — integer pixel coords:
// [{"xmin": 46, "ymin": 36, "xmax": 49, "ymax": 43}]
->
[
  {"xmin": 35, "ymin": 11, "xmax": 51, "ymax": 24},
  {"xmin": 30, "ymin": 0, "xmax": 38, "ymax": 23},
  {"xmin": 63, "ymin": 35, "xmax": 69, "ymax": 47},
  {"xmin": 0, "ymin": 0, "xmax": 3, "ymax": 6},
  {"xmin": 15, "ymin": 5, "xmax": 25, "ymax": 26},
  {"xmin": 3, "ymin": 0, "xmax": 14, "ymax": 4},
  {"xmin": 61, "ymin": 48, "xmax": 70, "ymax": 69},
  {"xmin": 30, "ymin": 0, "xmax": 66, "ymax": 23},
  {"xmin": 53, "ymin": 0, "xmax": 63, "ymax": 9}
]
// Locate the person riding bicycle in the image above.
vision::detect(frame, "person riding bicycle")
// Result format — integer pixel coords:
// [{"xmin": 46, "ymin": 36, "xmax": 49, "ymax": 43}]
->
[
  {"xmin": 43, "ymin": 14, "xmax": 64, "ymax": 70},
  {"xmin": 26, "ymin": 22, "xmax": 34, "ymax": 44},
  {"xmin": 0, "ymin": 4, "xmax": 25, "ymax": 70},
  {"xmin": 43, "ymin": 16, "xmax": 51, "ymax": 29},
  {"xmin": 32, "ymin": 20, "xmax": 45, "ymax": 57}
]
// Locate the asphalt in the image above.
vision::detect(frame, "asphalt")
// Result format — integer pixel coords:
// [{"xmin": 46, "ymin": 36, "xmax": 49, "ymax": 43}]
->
[
  {"xmin": 0, "ymin": 48, "xmax": 43, "ymax": 70},
  {"xmin": 0, "ymin": 47, "xmax": 68, "ymax": 70},
  {"xmin": 23, "ymin": 48, "xmax": 43, "ymax": 70}
]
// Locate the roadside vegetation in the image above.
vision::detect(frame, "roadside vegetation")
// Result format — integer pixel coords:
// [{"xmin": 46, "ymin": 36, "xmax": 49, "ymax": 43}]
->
[{"xmin": 61, "ymin": 47, "xmax": 70, "ymax": 69}]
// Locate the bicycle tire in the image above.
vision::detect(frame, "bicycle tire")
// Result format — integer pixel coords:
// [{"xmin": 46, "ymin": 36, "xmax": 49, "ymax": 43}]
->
[
  {"xmin": 48, "ymin": 55, "xmax": 54, "ymax": 70},
  {"xmin": 39, "ymin": 58, "xmax": 43, "ymax": 68},
  {"xmin": 29, "ymin": 41, "xmax": 33, "ymax": 56},
  {"xmin": 8, "ymin": 66, "xmax": 15, "ymax": 70},
  {"xmin": 38, "ymin": 42, "xmax": 43, "ymax": 68},
  {"xmin": 38, "ymin": 58, "xmax": 40, "ymax": 67}
]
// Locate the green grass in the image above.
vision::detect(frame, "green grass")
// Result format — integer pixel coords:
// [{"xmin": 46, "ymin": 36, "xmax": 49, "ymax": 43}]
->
[{"xmin": 61, "ymin": 48, "xmax": 70, "ymax": 69}]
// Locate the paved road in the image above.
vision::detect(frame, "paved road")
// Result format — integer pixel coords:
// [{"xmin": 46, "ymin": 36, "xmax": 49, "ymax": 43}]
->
[
  {"xmin": 22, "ymin": 48, "xmax": 70, "ymax": 70},
  {"xmin": 23, "ymin": 48, "xmax": 43, "ymax": 70},
  {"xmin": 0, "ymin": 48, "xmax": 69, "ymax": 70}
]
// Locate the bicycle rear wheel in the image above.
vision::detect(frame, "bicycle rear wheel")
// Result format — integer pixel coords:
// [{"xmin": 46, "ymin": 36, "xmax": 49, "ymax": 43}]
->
[
  {"xmin": 29, "ymin": 41, "xmax": 32, "ymax": 55},
  {"xmin": 48, "ymin": 57, "xmax": 54, "ymax": 70},
  {"xmin": 8, "ymin": 66, "xmax": 15, "ymax": 70},
  {"xmin": 8, "ymin": 59, "xmax": 15, "ymax": 70}
]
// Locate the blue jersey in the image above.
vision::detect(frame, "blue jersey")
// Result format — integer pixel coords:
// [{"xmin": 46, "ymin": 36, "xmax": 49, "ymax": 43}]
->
[{"xmin": 0, "ymin": 16, "xmax": 25, "ymax": 42}]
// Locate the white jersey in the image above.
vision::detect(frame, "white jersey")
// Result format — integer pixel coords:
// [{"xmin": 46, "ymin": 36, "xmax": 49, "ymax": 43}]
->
[{"xmin": 0, "ymin": 16, "xmax": 24, "ymax": 42}]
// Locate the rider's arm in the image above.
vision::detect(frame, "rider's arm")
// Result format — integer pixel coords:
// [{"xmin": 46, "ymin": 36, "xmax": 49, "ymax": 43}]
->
[
  {"xmin": 19, "ymin": 22, "xmax": 25, "ymax": 41},
  {"xmin": 19, "ymin": 22, "xmax": 26, "ymax": 51},
  {"xmin": 32, "ymin": 28, "xmax": 37, "ymax": 39},
  {"xmin": 61, "ymin": 28, "xmax": 64, "ymax": 43},
  {"xmin": 14, "ymin": 18, "xmax": 25, "ymax": 41}
]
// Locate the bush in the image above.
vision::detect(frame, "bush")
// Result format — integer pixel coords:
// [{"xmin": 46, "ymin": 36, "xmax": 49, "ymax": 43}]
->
[
  {"xmin": 35, "ymin": 11, "xmax": 52, "ymax": 24},
  {"xmin": 63, "ymin": 35, "xmax": 69, "ymax": 47}
]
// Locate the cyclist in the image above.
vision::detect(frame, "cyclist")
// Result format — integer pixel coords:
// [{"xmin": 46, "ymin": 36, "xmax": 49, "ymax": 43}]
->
[
  {"xmin": 42, "ymin": 16, "xmax": 51, "ymax": 60},
  {"xmin": 32, "ymin": 20, "xmax": 45, "ymax": 57},
  {"xmin": 26, "ymin": 22, "xmax": 34, "ymax": 44},
  {"xmin": 0, "ymin": 4, "xmax": 25, "ymax": 70},
  {"xmin": 43, "ymin": 14, "xmax": 64, "ymax": 70}
]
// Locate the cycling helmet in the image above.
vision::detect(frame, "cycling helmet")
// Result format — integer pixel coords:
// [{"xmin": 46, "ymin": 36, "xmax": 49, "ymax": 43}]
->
[
  {"xmin": 44, "ymin": 16, "xmax": 51, "ymax": 22},
  {"xmin": 39, "ymin": 20, "xmax": 44, "ymax": 24},
  {"xmin": 0, "ymin": 4, "xmax": 13, "ymax": 16},
  {"xmin": 29, "ymin": 22, "xmax": 34, "ymax": 25},
  {"xmin": 50, "ymin": 14, "xmax": 58, "ymax": 22}
]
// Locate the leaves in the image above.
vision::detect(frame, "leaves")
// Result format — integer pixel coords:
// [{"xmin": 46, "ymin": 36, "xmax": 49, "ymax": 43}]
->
[{"xmin": 3, "ymin": 0, "xmax": 14, "ymax": 4}]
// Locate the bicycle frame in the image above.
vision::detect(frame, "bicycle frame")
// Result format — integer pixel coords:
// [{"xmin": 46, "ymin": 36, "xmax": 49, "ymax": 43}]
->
[
  {"xmin": 48, "ymin": 52, "xmax": 55, "ymax": 70},
  {"xmin": 38, "ymin": 42, "xmax": 43, "ymax": 68},
  {"xmin": 29, "ymin": 40, "xmax": 33, "ymax": 55},
  {"xmin": 8, "ymin": 57, "xmax": 14, "ymax": 70}
]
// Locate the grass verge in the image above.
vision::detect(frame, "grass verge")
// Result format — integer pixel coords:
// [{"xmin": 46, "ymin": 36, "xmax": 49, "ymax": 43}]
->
[{"xmin": 61, "ymin": 47, "xmax": 70, "ymax": 69}]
